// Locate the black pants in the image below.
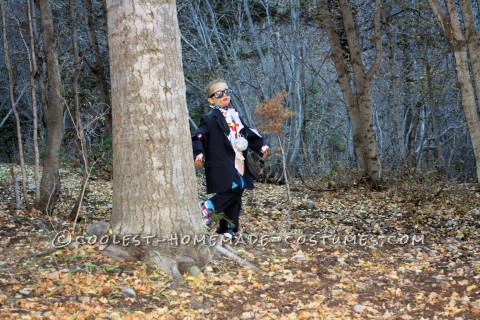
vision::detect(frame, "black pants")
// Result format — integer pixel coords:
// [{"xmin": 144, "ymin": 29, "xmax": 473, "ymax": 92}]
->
[{"xmin": 210, "ymin": 185, "xmax": 244, "ymax": 234}]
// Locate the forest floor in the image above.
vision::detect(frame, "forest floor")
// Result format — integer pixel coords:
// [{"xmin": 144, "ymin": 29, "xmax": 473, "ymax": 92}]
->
[{"xmin": 0, "ymin": 164, "xmax": 480, "ymax": 319}]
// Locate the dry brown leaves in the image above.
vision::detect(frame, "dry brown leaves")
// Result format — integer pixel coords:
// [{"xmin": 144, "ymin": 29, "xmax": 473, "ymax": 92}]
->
[{"xmin": 0, "ymin": 164, "xmax": 479, "ymax": 319}]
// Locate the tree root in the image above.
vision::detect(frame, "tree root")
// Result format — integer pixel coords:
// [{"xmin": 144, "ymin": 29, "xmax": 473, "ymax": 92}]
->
[
  {"xmin": 222, "ymin": 243, "xmax": 238, "ymax": 254},
  {"xmin": 212, "ymin": 241, "xmax": 260, "ymax": 272},
  {"xmin": 102, "ymin": 243, "xmax": 207, "ymax": 282},
  {"xmin": 100, "ymin": 232, "xmax": 260, "ymax": 281}
]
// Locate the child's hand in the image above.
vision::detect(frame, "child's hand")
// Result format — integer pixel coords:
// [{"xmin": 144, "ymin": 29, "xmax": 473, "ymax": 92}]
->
[
  {"xmin": 261, "ymin": 146, "xmax": 269, "ymax": 159},
  {"xmin": 195, "ymin": 154, "xmax": 204, "ymax": 168}
]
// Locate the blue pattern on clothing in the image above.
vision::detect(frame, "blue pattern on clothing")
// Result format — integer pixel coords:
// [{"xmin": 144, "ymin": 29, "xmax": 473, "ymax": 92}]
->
[
  {"xmin": 205, "ymin": 200, "xmax": 215, "ymax": 211},
  {"xmin": 231, "ymin": 172, "xmax": 245, "ymax": 189}
]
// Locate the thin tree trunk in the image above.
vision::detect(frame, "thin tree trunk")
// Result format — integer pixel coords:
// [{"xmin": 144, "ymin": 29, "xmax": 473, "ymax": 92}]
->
[
  {"xmin": 374, "ymin": 108, "xmax": 383, "ymax": 170},
  {"xmin": 1, "ymin": 2, "xmax": 31, "ymax": 210},
  {"xmin": 0, "ymin": 109, "xmax": 13, "ymax": 129},
  {"xmin": 11, "ymin": 168, "xmax": 21, "ymax": 210},
  {"xmin": 426, "ymin": 59, "xmax": 445, "ymax": 170},
  {"xmin": 386, "ymin": 21, "xmax": 406, "ymax": 163},
  {"xmin": 69, "ymin": 0, "xmax": 90, "ymax": 222},
  {"xmin": 405, "ymin": 103, "xmax": 421, "ymax": 166},
  {"xmin": 287, "ymin": 0, "xmax": 303, "ymax": 166},
  {"xmin": 84, "ymin": 0, "xmax": 111, "ymax": 134},
  {"xmin": 204, "ymin": 0, "xmax": 253, "ymax": 124},
  {"xmin": 259, "ymin": 0, "xmax": 273, "ymax": 95},
  {"xmin": 35, "ymin": 0, "xmax": 65, "ymax": 214},
  {"xmin": 0, "ymin": 85, "xmax": 28, "ymax": 130},
  {"xmin": 415, "ymin": 104, "xmax": 427, "ymax": 169},
  {"xmin": 106, "ymin": 0, "xmax": 209, "ymax": 280},
  {"xmin": 243, "ymin": 0, "xmax": 268, "ymax": 80},
  {"xmin": 27, "ymin": 0, "xmax": 41, "ymax": 201},
  {"xmin": 277, "ymin": 134, "xmax": 293, "ymax": 232}
]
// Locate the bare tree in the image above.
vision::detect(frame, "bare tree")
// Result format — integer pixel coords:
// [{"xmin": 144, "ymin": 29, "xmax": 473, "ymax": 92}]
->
[
  {"xmin": 35, "ymin": 0, "xmax": 65, "ymax": 213},
  {"xmin": 385, "ymin": 13, "xmax": 406, "ymax": 164},
  {"xmin": 1, "ymin": 1, "xmax": 31, "ymax": 210},
  {"xmin": 426, "ymin": 57, "xmax": 446, "ymax": 170},
  {"xmin": 317, "ymin": 0, "xmax": 383, "ymax": 189},
  {"xmin": 68, "ymin": 0, "xmax": 90, "ymax": 222},
  {"xmin": 428, "ymin": 0, "xmax": 480, "ymax": 183},
  {"xmin": 27, "ymin": 0, "xmax": 41, "ymax": 201}
]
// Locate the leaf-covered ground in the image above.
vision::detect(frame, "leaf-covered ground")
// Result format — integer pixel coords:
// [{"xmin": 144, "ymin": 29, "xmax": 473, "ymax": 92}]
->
[{"xmin": 1, "ymin": 164, "xmax": 479, "ymax": 319}]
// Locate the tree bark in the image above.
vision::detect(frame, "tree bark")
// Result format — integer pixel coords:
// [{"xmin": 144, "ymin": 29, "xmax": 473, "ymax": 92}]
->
[
  {"xmin": 10, "ymin": 168, "xmax": 21, "ymax": 210},
  {"xmin": 286, "ymin": 0, "xmax": 304, "ymax": 166},
  {"xmin": 428, "ymin": 0, "xmax": 480, "ymax": 183},
  {"xmin": 106, "ymin": 0, "xmax": 210, "ymax": 280},
  {"xmin": 458, "ymin": 0, "xmax": 480, "ymax": 105},
  {"xmin": 426, "ymin": 59, "xmax": 445, "ymax": 170},
  {"xmin": 35, "ymin": 0, "xmax": 64, "ymax": 213},
  {"xmin": 405, "ymin": 102, "xmax": 421, "ymax": 166},
  {"xmin": 452, "ymin": 49, "xmax": 480, "ymax": 182},
  {"xmin": 27, "ymin": 0, "xmax": 41, "ymax": 202},
  {"xmin": 318, "ymin": 0, "xmax": 382, "ymax": 189}
]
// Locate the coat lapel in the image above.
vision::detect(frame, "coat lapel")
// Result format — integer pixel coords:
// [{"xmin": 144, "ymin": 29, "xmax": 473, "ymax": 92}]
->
[
  {"xmin": 213, "ymin": 109, "xmax": 230, "ymax": 136},
  {"xmin": 212, "ymin": 109, "xmax": 234, "ymax": 150}
]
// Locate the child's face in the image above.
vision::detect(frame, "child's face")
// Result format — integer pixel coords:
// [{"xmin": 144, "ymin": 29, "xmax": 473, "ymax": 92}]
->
[{"xmin": 208, "ymin": 82, "xmax": 231, "ymax": 107}]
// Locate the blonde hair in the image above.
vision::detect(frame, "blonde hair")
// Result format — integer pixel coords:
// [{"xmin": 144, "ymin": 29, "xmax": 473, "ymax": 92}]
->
[{"xmin": 205, "ymin": 78, "xmax": 226, "ymax": 97}]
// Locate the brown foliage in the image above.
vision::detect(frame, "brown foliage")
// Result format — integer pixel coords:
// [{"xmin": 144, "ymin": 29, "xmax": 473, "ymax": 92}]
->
[{"xmin": 254, "ymin": 91, "xmax": 294, "ymax": 134}]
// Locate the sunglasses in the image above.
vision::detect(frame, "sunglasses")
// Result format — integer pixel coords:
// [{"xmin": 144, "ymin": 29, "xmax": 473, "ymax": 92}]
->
[{"xmin": 209, "ymin": 88, "xmax": 232, "ymax": 99}]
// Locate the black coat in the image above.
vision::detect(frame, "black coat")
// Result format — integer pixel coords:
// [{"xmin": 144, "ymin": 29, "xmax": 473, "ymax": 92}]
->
[{"xmin": 192, "ymin": 108, "xmax": 266, "ymax": 194}]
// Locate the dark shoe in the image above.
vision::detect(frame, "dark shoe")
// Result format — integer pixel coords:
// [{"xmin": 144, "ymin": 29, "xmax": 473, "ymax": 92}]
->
[{"xmin": 199, "ymin": 201, "xmax": 212, "ymax": 227}]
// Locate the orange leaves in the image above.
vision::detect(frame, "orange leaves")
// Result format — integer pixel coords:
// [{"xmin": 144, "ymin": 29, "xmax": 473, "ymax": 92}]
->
[
  {"xmin": 254, "ymin": 91, "xmax": 294, "ymax": 135},
  {"xmin": 184, "ymin": 271, "xmax": 206, "ymax": 290}
]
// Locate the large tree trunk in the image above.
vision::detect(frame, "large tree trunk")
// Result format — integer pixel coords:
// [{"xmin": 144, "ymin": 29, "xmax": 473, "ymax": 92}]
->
[
  {"xmin": 106, "ymin": 0, "xmax": 210, "ymax": 280},
  {"xmin": 35, "ymin": 0, "xmax": 64, "ymax": 213},
  {"xmin": 452, "ymin": 49, "xmax": 480, "ymax": 182},
  {"xmin": 318, "ymin": 0, "xmax": 382, "ymax": 189},
  {"xmin": 357, "ymin": 82, "xmax": 381, "ymax": 188},
  {"xmin": 459, "ymin": 0, "xmax": 480, "ymax": 105},
  {"xmin": 428, "ymin": 0, "xmax": 480, "ymax": 183}
]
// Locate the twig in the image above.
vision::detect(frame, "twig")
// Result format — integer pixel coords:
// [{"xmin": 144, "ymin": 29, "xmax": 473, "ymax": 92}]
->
[
  {"xmin": 10, "ymin": 168, "xmax": 20, "ymax": 210},
  {"xmin": 278, "ymin": 133, "xmax": 293, "ymax": 232}
]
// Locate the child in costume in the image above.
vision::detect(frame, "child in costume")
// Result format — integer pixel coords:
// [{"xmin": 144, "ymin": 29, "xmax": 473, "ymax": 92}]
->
[{"xmin": 192, "ymin": 79, "xmax": 269, "ymax": 238}]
